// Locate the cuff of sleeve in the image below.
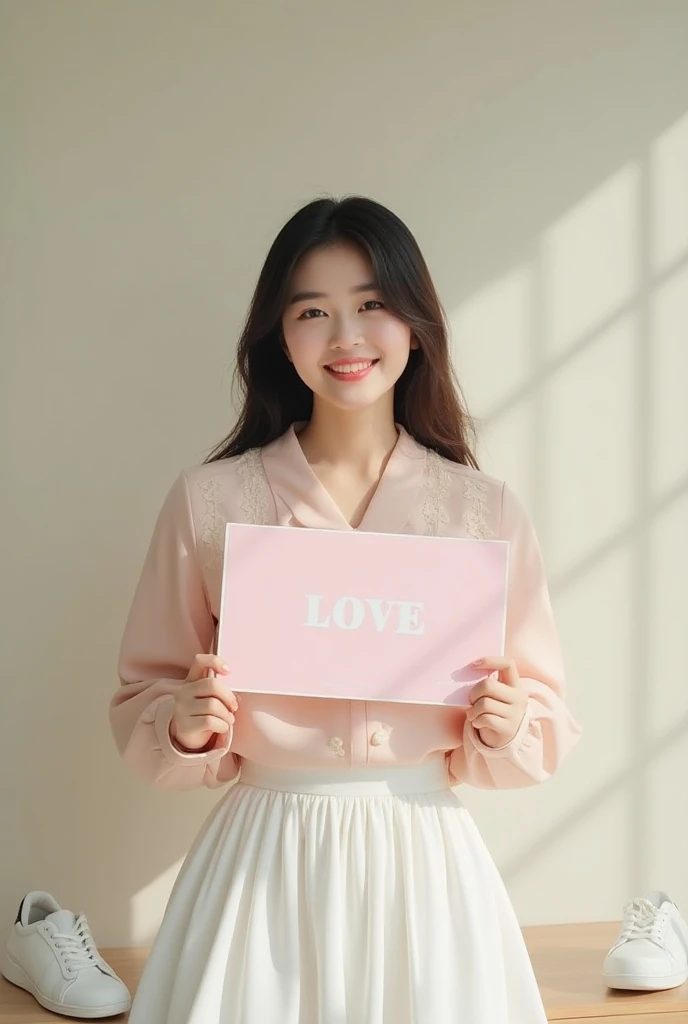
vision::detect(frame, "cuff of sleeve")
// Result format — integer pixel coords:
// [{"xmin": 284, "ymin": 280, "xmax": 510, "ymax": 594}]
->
[
  {"xmin": 465, "ymin": 704, "xmax": 532, "ymax": 758},
  {"xmin": 153, "ymin": 697, "xmax": 233, "ymax": 766}
]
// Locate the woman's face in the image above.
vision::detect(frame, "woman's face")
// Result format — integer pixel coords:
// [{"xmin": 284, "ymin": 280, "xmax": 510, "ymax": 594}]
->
[{"xmin": 282, "ymin": 242, "xmax": 416, "ymax": 413}]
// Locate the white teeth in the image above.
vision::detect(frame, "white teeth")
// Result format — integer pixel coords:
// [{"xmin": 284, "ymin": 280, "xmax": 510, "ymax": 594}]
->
[{"xmin": 327, "ymin": 361, "xmax": 374, "ymax": 374}]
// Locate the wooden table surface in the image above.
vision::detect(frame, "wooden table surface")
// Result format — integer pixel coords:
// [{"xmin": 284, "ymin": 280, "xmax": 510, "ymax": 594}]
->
[
  {"xmin": 523, "ymin": 922, "xmax": 688, "ymax": 1022},
  {"xmin": 1, "ymin": 922, "xmax": 687, "ymax": 1022}
]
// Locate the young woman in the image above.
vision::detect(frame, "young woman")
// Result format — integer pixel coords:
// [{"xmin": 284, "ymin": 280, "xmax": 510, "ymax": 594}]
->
[{"xmin": 111, "ymin": 196, "xmax": 581, "ymax": 1024}]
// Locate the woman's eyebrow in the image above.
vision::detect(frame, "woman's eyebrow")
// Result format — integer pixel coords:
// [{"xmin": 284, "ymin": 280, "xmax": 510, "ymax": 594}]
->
[{"xmin": 288, "ymin": 282, "xmax": 378, "ymax": 305}]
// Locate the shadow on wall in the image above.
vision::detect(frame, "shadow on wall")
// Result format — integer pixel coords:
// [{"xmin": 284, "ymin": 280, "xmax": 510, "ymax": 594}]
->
[
  {"xmin": 2, "ymin": 0, "xmax": 687, "ymax": 945},
  {"xmin": 452, "ymin": 153, "xmax": 688, "ymax": 895},
  {"xmin": 449, "ymin": 88, "xmax": 688, "ymax": 914}
]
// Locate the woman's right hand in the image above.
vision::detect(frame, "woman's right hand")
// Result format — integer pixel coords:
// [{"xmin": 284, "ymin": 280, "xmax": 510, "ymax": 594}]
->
[{"xmin": 170, "ymin": 654, "xmax": 238, "ymax": 752}]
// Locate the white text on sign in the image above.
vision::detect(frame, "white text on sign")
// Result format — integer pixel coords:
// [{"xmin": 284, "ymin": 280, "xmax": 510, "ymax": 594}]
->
[{"xmin": 304, "ymin": 595, "xmax": 426, "ymax": 636}]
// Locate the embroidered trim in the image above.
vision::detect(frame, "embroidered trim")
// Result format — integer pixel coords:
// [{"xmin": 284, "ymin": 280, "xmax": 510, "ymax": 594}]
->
[
  {"xmin": 197, "ymin": 477, "xmax": 226, "ymax": 570},
  {"xmin": 421, "ymin": 450, "xmax": 451, "ymax": 536},
  {"xmin": 237, "ymin": 448, "xmax": 271, "ymax": 526},
  {"xmin": 196, "ymin": 451, "xmax": 271, "ymax": 569},
  {"xmin": 462, "ymin": 479, "xmax": 494, "ymax": 539}
]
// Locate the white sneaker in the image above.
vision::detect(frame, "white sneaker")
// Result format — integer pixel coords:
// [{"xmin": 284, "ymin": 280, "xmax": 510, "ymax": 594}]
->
[
  {"xmin": 603, "ymin": 891, "xmax": 688, "ymax": 991},
  {"xmin": 2, "ymin": 891, "xmax": 131, "ymax": 1019}
]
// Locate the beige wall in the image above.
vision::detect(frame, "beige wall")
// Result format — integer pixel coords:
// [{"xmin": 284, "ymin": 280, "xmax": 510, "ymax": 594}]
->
[{"xmin": 2, "ymin": 0, "xmax": 687, "ymax": 947}]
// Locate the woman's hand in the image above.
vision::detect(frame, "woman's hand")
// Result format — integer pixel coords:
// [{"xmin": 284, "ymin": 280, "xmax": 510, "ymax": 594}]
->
[
  {"xmin": 466, "ymin": 657, "xmax": 528, "ymax": 749},
  {"xmin": 170, "ymin": 654, "xmax": 238, "ymax": 753}
]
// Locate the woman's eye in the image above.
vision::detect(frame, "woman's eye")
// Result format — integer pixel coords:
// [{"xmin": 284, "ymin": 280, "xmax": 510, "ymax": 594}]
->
[
  {"xmin": 299, "ymin": 308, "xmax": 326, "ymax": 320},
  {"xmin": 361, "ymin": 300, "xmax": 384, "ymax": 311}
]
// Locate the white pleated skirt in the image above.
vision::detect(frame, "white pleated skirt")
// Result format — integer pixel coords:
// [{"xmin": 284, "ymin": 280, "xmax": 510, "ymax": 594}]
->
[{"xmin": 129, "ymin": 757, "xmax": 547, "ymax": 1024}]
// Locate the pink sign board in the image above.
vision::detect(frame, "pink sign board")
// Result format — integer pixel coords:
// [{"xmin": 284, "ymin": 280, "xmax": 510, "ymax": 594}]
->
[{"xmin": 218, "ymin": 524, "xmax": 509, "ymax": 706}]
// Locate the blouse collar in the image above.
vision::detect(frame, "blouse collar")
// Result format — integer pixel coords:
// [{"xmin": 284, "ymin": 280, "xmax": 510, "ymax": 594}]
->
[{"xmin": 260, "ymin": 423, "xmax": 427, "ymax": 533}]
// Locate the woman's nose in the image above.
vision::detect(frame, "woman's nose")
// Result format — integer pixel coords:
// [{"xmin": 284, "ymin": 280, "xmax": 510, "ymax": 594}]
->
[{"xmin": 328, "ymin": 316, "xmax": 364, "ymax": 350}]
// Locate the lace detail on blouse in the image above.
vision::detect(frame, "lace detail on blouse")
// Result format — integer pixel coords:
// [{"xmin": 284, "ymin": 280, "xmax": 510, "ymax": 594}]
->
[
  {"xmin": 421, "ymin": 450, "xmax": 451, "ymax": 536},
  {"xmin": 462, "ymin": 479, "xmax": 494, "ymax": 539},
  {"xmin": 196, "ymin": 451, "xmax": 271, "ymax": 569},
  {"xmin": 197, "ymin": 477, "xmax": 226, "ymax": 570},
  {"xmin": 238, "ymin": 448, "xmax": 272, "ymax": 526}
]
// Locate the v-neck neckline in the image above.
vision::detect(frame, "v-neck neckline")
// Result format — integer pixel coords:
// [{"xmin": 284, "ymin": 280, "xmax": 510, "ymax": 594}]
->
[
  {"xmin": 261, "ymin": 422, "xmax": 428, "ymax": 533},
  {"xmin": 293, "ymin": 426, "xmax": 402, "ymax": 531}
]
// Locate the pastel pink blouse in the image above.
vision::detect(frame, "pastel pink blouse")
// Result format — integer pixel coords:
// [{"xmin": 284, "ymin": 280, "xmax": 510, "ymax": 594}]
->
[{"xmin": 110, "ymin": 425, "xmax": 581, "ymax": 791}]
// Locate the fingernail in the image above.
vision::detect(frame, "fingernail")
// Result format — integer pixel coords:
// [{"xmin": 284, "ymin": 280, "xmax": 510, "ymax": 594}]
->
[
  {"xmin": 472, "ymin": 658, "xmax": 484, "ymax": 666},
  {"xmin": 221, "ymin": 663, "xmax": 230, "ymax": 673}
]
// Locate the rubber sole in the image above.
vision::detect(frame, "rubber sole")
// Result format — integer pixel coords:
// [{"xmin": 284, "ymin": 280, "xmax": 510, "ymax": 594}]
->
[
  {"xmin": 603, "ymin": 968, "xmax": 688, "ymax": 992},
  {"xmin": 1, "ymin": 951, "xmax": 131, "ymax": 1018}
]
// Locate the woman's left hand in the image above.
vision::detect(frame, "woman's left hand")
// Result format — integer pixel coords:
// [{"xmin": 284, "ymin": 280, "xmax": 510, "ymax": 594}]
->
[{"xmin": 466, "ymin": 657, "xmax": 529, "ymax": 749}]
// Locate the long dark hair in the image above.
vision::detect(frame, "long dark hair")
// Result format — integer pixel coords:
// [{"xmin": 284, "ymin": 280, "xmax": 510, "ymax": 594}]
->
[{"xmin": 207, "ymin": 197, "xmax": 478, "ymax": 468}]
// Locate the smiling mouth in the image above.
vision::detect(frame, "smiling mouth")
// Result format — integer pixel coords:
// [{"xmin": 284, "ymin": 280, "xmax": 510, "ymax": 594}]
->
[{"xmin": 324, "ymin": 359, "xmax": 379, "ymax": 379}]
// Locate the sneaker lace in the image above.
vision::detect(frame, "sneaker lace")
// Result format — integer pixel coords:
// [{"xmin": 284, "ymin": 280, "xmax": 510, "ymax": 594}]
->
[
  {"xmin": 53, "ymin": 916, "xmax": 102, "ymax": 972},
  {"xmin": 620, "ymin": 898, "xmax": 668, "ymax": 945}
]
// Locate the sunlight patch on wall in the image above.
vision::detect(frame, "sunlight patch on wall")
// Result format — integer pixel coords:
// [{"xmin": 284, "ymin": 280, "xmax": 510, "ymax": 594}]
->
[
  {"xmin": 649, "ymin": 263, "xmax": 688, "ymax": 498},
  {"xmin": 450, "ymin": 265, "xmax": 533, "ymax": 418},
  {"xmin": 478, "ymin": 401, "xmax": 534, "ymax": 510},
  {"xmin": 647, "ymin": 490, "xmax": 688, "ymax": 740},
  {"xmin": 131, "ymin": 857, "xmax": 184, "ymax": 945},
  {"xmin": 542, "ymin": 165, "xmax": 639, "ymax": 358},
  {"xmin": 553, "ymin": 542, "xmax": 634, "ymax": 779},
  {"xmin": 651, "ymin": 111, "xmax": 688, "ymax": 274},
  {"xmin": 542, "ymin": 314, "xmax": 636, "ymax": 577},
  {"xmin": 509, "ymin": 788, "xmax": 632, "ymax": 926}
]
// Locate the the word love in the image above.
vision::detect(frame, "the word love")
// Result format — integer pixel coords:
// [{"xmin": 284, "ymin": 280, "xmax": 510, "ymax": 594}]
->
[{"xmin": 304, "ymin": 594, "xmax": 425, "ymax": 636}]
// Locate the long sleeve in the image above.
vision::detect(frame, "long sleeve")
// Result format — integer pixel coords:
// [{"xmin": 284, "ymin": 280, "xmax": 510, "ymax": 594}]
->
[
  {"xmin": 110, "ymin": 472, "xmax": 240, "ymax": 790},
  {"xmin": 449, "ymin": 483, "xmax": 581, "ymax": 789}
]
